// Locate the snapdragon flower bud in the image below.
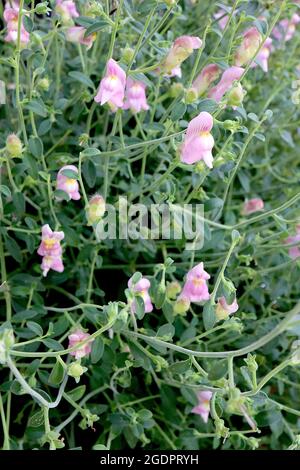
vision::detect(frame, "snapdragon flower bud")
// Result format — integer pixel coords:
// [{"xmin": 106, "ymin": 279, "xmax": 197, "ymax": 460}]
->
[
  {"xmin": 35, "ymin": 2, "xmax": 50, "ymax": 15},
  {"xmin": 160, "ymin": 0, "xmax": 177, "ymax": 6},
  {"xmin": 153, "ymin": 356, "xmax": 169, "ymax": 372},
  {"xmin": 122, "ymin": 46, "xmax": 135, "ymax": 64},
  {"xmin": 166, "ymin": 281, "xmax": 181, "ymax": 299},
  {"xmin": 291, "ymin": 340, "xmax": 300, "ymax": 365},
  {"xmin": 170, "ymin": 82, "xmax": 184, "ymax": 98},
  {"xmin": 185, "ymin": 87, "xmax": 198, "ymax": 104},
  {"xmin": 6, "ymin": 134, "xmax": 23, "ymax": 158},
  {"xmin": 86, "ymin": 194, "xmax": 106, "ymax": 225},
  {"xmin": 67, "ymin": 361, "xmax": 88, "ymax": 383},
  {"xmin": 0, "ymin": 328, "xmax": 15, "ymax": 364},
  {"xmin": 174, "ymin": 296, "xmax": 190, "ymax": 315},
  {"xmin": 38, "ymin": 78, "xmax": 50, "ymax": 91},
  {"xmin": 227, "ymin": 83, "xmax": 244, "ymax": 107},
  {"xmin": 85, "ymin": 2, "xmax": 103, "ymax": 16}
]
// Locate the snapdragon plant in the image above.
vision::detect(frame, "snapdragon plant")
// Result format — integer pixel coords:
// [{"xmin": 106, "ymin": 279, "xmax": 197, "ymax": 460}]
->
[{"xmin": 0, "ymin": 0, "xmax": 300, "ymax": 451}]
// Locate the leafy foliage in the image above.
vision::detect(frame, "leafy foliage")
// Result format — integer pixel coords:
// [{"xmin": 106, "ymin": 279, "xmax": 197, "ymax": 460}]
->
[{"xmin": 0, "ymin": 0, "xmax": 300, "ymax": 451}]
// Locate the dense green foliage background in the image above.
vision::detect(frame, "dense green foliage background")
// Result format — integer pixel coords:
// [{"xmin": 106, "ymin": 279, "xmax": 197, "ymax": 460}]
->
[{"xmin": 0, "ymin": 0, "xmax": 300, "ymax": 450}]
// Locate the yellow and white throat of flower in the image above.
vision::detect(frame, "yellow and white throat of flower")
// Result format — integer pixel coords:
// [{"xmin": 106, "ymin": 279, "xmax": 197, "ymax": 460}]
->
[
  {"xmin": 138, "ymin": 289, "xmax": 148, "ymax": 301},
  {"xmin": 108, "ymin": 75, "xmax": 118, "ymax": 86},
  {"xmin": 192, "ymin": 278, "xmax": 205, "ymax": 287},
  {"xmin": 65, "ymin": 178, "xmax": 77, "ymax": 191},
  {"xmin": 43, "ymin": 238, "xmax": 56, "ymax": 250},
  {"xmin": 199, "ymin": 130, "xmax": 213, "ymax": 144}
]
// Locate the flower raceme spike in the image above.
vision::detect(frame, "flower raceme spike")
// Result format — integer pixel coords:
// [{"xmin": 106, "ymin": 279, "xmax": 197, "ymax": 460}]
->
[
  {"xmin": 272, "ymin": 14, "xmax": 300, "ymax": 42},
  {"xmin": 192, "ymin": 391, "xmax": 213, "ymax": 423},
  {"xmin": 56, "ymin": 165, "xmax": 80, "ymax": 201},
  {"xmin": 208, "ymin": 66, "xmax": 244, "ymax": 104},
  {"xmin": 251, "ymin": 37, "xmax": 273, "ymax": 73},
  {"xmin": 284, "ymin": 225, "xmax": 300, "ymax": 260},
  {"xmin": 94, "ymin": 58, "xmax": 126, "ymax": 112},
  {"xmin": 37, "ymin": 224, "xmax": 64, "ymax": 277},
  {"xmin": 4, "ymin": 1, "xmax": 30, "ymax": 46},
  {"xmin": 180, "ymin": 262, "xmax": 210, "ymax": 303},
  {"xmin": 161, "ymin": 36, "xmax": 202, "ymax": 76},
  {"xmin": 241, "ymin": 198, "xmax": 264, "ymax": 216},
  {"xmin": 86, "ymin": 195, "xmax": 106, "ymax": 226},
  {"xmin": 55, "ymin": 0, "xmax": 79, "ymax": 24},
  {"xmin": 128, "ymin": 276, "xmax": 153, "ymax": 313},
  {"xmin": 216, "ymin": 296, "xmax": 239, "ymax": 321},
  {"xmin": 65, "ymin": 26, "xmax": 96, "ymax": 50},
  {"xmin": 68, "ymin": 330, "xmax": 94, "ymax": 359},
  {"xmin": 191, "ymin": 64, "xmax": 221, "ymax": 98},
  {"xmin": 180, "ymin": 112, "xmax": 214, "ymax": 167},
  {"xmin": 123, "ymin": 78, "xmax": 149, "ymax": 113},
  {"xmin": 235, "ymin": 27, "xmax": 262, "ymax": 67}
]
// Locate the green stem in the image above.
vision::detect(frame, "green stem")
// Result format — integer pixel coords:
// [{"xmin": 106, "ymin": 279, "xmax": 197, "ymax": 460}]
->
[
  {"xmin": 0, "ymin": 232, "xmax": 11, "ymax": 321},
  {"xmin": 15, "ymin": 0, "xmax": 28, "ymax": 145},
  {"xmin": 5, "ymin": 158, "xmax": 18, "ymax": 193},
  {"xmin": 86, "ymin": 248, "xmax": 98, "ymax": 303},
  {"xmin": 103, "ymin": 111, "xmax": 120, "ymax": 199},
  {"xmin": 155, "ymin": 422, "xmax": 177, "ymax": 450},
  {"xmin": 107, "ymin": 0, "xmax": 124, "ymax": 60},
  {"xmin": 228, "ymin": 356, "xmax": 235, "ymax": 389},
  {"xmin": 142, "ymin": 159, "xmax": 179, "ymax": 195},
  {"xmin": 78, "ymin": 151, "xmax": 89, "ymax": 207},
  {"xmin": 124, "ymin": 300, "xmax": 300, "ymax": 359},
  {"xmin": 243, "ymin": 359, "xmax": 292, "ymax": 397},
  {"xmin": 6, "ymin": 355, "xmax": 68, "ymax": 408},
  {"xmin": 10, "ymin": 316, "xmax": 115, "ymax": 358},
  {"xmin": 0, "ymin": 392, "xmax": 10, "ymax": 450},
  {"xmin": 211, "ymin": 235, "xmax": 239, "ymax": 302},
  {"xmin": 127, "ymin": 6, "xmax": 156, "ymax": 72},
  {"xmin": 55, "ymin": 385, "xmax": 108, "ymax": 433}
]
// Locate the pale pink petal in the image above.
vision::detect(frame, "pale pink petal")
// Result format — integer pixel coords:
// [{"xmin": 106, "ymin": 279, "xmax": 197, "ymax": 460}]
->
[{"xmin": 186, "ymin": 112, "xmax": 214, "ymax": 136}]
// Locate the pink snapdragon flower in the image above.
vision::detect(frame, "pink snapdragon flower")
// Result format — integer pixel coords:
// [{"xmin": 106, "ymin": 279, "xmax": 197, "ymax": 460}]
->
[
  {"xmin": 272, "ymin": 14, "xmax": 300, "ymax": 42},
  {"xmin": 251, "ymin": 37, "xmax": 273, "ymax": 73},
  {"xmin": 123, "ymin": 78, "xmax": 149, "ymax": 113},
  {"xmin": 56, "ymin": 165, "xmax": 80, "ymax": 201},
  {"xmin": 181, "ymin": 112, "xmax": 214, "ymax": 167},
  {"xmin": 192, "ymin": 391, "xmax": 213, "ymax": 423},
  {"xmin": 37, "ymin": 224, "xmax": 64, "ymax": 277},
  {"xmin": 191, "ymin": 64, "xmax": 221, "ymax": 97},
  {"xmin": 180, "ymin": 262, "xmax": 210, "ymax": 303},
  {"xmin": 4, "ymin": 1, "xmax": 30, "ymax": 46},
  {"xmin": 55, "ymin": 0, "xmax": 79, "ymax": 23},
  {"xmin": 216, "ymin": 296, "xmax": 239, "ymax": 321},
  {"xmin": 94, "ymin": 58, "xmax": 126, "ymax": 112},
  {"xmin": 161, "ymin": 36, "xmax": 202, "ymax": 76},
  {"xmin": 128, "ymin": 276, "xmax": 153, "ymax": 313},
  {"xmin": 65, "ymin": 26, "xmax": 95, "ymax": 49},
  {"xmin": 208, "ymin": 66, "xmax": 244, "ymax": 103},
  {"xmin": 68, "ymin": 330, "xmax": 94, "ymax": 359},
  {"xmin": 284, "ymin": 225, "xmax": 300, "ymax": 260},
  {"xmin": 235, "ymin": 27, "xmax": 262, "ymax": 67},
  {"xmin": 241, "ymin": 198, "xmax": 264, "ymax": 215}
]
